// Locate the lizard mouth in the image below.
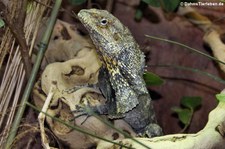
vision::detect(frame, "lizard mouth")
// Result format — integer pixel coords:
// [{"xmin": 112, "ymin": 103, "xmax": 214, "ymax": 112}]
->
[{"xmin": 77, "ymin": 9, "xmax": 93, "ymax": 29}]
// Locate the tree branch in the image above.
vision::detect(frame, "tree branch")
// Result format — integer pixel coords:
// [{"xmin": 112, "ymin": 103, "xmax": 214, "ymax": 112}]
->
[{"xmin": 3, "ymin": 0, "xmax": 32, "ymax": 76}]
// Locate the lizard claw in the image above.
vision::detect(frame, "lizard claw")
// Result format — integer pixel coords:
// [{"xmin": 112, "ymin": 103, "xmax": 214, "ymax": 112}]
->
[
  {"xmin": 72, "ymin": 105, "xmax": 94, "ymax": 125},
  {"xmin": 140, "ymin": 123, "xmax": 163, "ymax": 138},
  {"xmin": 72, "ymin": 104, "xmax": 109, "ymax": 125}
]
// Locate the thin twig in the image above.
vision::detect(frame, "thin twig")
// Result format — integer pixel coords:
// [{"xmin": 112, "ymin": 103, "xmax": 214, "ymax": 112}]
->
[
  {"xmin": 5, "ymin": 0, "xmax": 62, "ymax": 148},
  {"xmin": 149, "ymin": 64, "xmax": 225, "ymax": 85},
  {"xmin": 34, "ymin": 0, "xmax": 78, "ymax": 19},
  {"xmin": 106, "ymin": 0, "xmax": 114, "ymax": 12},
  {"xmin": 38, "ymin": 83, "xmax": 56, "ymax": 149},
  {"xmin": 87, "ymin": 108, "xmax": 152, "ymax": 149},
  {"xmin": 87, "ymin": 0, "xmax": 92, "ymax": 9},
  {"xmin": 3, "ymin": 0, "xmax": 32, "ymax": 76},
  {"xmin": 26, "ymin": 102, "xmax": 134, "ymax": 149},
  {"xmin": 145, "ymin": 35, "xmax": 225, "ymax": 66}
]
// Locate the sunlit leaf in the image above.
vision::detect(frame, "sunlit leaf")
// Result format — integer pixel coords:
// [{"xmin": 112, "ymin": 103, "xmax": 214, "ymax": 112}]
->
[
  {"xmin": 172, "ymin": 107, "xmax": 192, "ymax": 125},
  {"xmin": 0, "ymin": 19, "xmax": 5, "ymax": 28},
  {"xmin": 216, "ymin": 93, "xmax": 225, "ymax": 102},
  {"xmin": 68, "ymin": 0, "xmax": 87, "ymax": 5},
  {"xmin": 178, "ymin": 108, "xmax": 192, "ymax": 125},
  {"xmin": 143, "ymin": 71, "xmax": 164, "ymax": 86},
  {"xmin": 171, "ymin": 107, "xmax": 183, "ymax": 113},
  {"xmin": 181, "ymin": 96, "xmax": 202, "ymax": 110},
  {"xmin": 172, "ymin": 95, "xmax": 201, "ymax": 128}
]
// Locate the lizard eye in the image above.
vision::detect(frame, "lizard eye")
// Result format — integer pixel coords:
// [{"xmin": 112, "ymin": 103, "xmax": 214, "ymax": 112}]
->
[{"xmin": 100, "ymin": 18, "xmax": 108, "ymax": 26}]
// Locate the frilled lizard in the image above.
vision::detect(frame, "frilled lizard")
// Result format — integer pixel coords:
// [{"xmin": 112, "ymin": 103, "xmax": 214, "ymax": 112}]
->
[{"xmin": 77, "ymin": 9, "xmax": 162, "ymax": 137}]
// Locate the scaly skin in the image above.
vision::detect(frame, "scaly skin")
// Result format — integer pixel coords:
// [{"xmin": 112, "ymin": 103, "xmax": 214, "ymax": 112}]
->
[
  {"xmin": 78, "ymin": 9, "xmax": 162, "ymax": 136},
  {"xmin": 78, "ymin": 9, "xmax": 147, "ymax": 114}
]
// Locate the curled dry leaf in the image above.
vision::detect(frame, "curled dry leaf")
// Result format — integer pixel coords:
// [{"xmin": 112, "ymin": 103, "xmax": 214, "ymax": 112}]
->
[{"xmin": 33, "ymin": 20, "xmax": 136, "ymax": 149}]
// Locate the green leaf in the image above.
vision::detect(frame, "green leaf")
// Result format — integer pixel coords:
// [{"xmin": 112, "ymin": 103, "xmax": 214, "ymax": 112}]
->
[
  {"xmin": 216, "ymin": 93, "xmax": 225, "ymax": 102},
  {"xmin": 0, "ymin": 19, "xmax": 5, "ymax": 28},
  {"xmin": 180, "ymin": 0, "xmax": 198, "ymax": 2},
  {"xmin": 143, "ymin": 71, "xmax": 164, "ymax": 86},
  {"xmin": 135, "ymin": 9, "xmax": 143, "ymax": 21},
  {"xmin": 181, "ymin": 96, "xmax": 202, "ymax": 110},
  {"xmin": 178, "ymin": 109, "xmax": 192, "ymax": 125},
  {"xmin": 142, "ymin": 0, "xmax": 180, "ymax": 11},
  {"xmin": 142, "ymin": 0, "xmax": 160, "ymax": 7},
  {"xmin": 172, "ymin": 107, "xmax": 192, "ymax": 125},
  {"xmin": 161, "ymin": 0, "xmax": 180, "ymax": 12},
  {"xmin": 68, "ymin": 0, "xmax": 87, "ymax": 5},
  {"xmin": 171, "ymin": 106, "xmax": 184, "ymax": 113}
]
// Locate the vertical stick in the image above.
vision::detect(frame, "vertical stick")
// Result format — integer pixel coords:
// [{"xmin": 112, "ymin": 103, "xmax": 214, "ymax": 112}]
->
[{"xmin": 5, "ymin": 0, "xmax": 62, "ymax": 148}]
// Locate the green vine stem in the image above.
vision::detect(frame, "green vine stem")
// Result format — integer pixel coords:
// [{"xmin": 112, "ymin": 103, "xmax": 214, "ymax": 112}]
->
[
  {"xmin": 145, "ymin": 35, "xmax": 225, "ymax": 66},
  {"xmin": 149, "ymin": 64, "xmax": 225, "ymax": 85},
  {"xmin": 86, "ymin": 107, "xmax": 151, "ymax": 149},
  {"xmin": 5, "ymin": 1, "xmax": 62, "ymax": 148},
  {"xmin": 26, "ymin": 102, "xmax": 134, "ymax": 149}
]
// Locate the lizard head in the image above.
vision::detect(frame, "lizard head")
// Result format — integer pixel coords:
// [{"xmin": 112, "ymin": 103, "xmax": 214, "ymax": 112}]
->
[{"xmin": 77, "ymin": 9, "xmax": 134, "ymax": 56}]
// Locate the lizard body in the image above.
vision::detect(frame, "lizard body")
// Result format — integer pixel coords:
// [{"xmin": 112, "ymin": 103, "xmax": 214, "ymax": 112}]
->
[
  {"xmin": 78, "ymin": 9, "xmax": 162, "ymax": 136},
  {"xmin": 78, "ymin": 9, "xmax": 147, "ymax": 114}
]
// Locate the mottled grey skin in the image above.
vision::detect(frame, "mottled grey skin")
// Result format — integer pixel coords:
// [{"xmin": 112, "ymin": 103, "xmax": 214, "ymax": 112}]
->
[
  {"xmin": 78, "ymin": 9, "xmax": 162, "ymax": 137},
  {"xmin": 78, "ymin": 9, "xmax": 146, "ymax": 114}
]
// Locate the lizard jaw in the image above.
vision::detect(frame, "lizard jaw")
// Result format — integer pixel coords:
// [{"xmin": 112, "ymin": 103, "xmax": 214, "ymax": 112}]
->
[{"xmin": 77, "ymin": 10, "xmax": 91, "ymax": 30}]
